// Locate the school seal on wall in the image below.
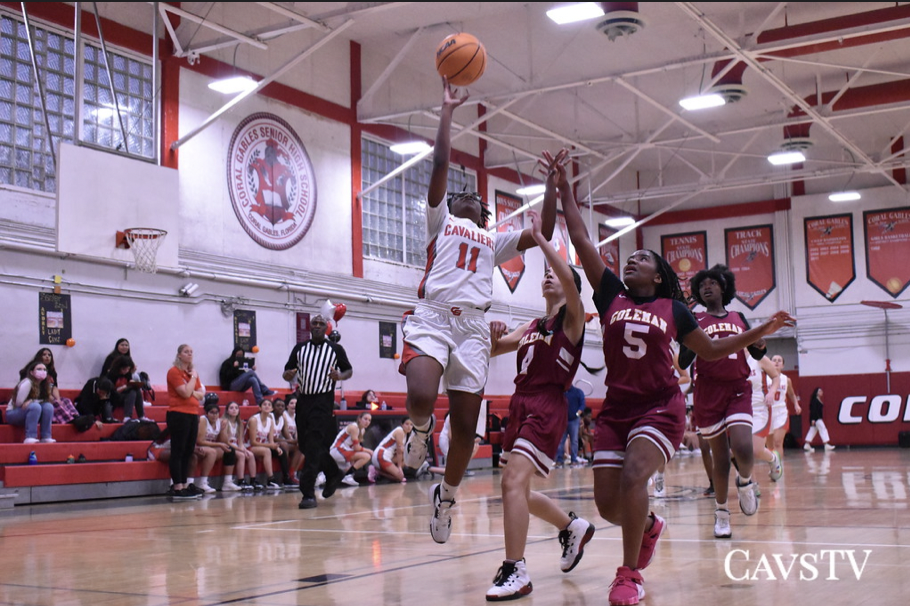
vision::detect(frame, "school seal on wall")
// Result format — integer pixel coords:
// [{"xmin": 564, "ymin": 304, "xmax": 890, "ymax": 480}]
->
[{"xmin": 226, "ymin": 113, "xmax": 317, "ymax": 250}]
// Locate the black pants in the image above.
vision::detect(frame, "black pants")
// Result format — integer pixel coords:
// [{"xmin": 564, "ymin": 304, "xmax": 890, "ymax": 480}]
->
[
  {"xmin": 296, "ymin": 392, "xmax": 338, "ymax": 498},
  {"xmin": 167, "ymin": 411, "xmax": 198, "ymax": 485}
]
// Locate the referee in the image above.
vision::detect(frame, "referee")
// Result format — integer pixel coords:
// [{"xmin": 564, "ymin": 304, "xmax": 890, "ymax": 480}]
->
[{"xmin": 283, "ymin": 313, "xmax": 353, "ymax": 509}]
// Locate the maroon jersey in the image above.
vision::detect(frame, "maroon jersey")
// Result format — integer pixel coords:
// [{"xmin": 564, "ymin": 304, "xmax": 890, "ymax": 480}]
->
[
  {"xmin": 594, "ymin": 271, "xmax": 697, "ymax": 407},
  {"xmin": 513, "ymin": 316, "xmax": 583, "ymax": 393},
  {"xmin": 692, "ymin": 312, "xmax": 750, "ymax": 381}
]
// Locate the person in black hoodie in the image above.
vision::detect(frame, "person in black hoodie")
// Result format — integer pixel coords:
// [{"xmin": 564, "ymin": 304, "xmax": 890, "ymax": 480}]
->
[{"xmin": 218, "ymin": 348, "xmax": 276, "ymax": 404}]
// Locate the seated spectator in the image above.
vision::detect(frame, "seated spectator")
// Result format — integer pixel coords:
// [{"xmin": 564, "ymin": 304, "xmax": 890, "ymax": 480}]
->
[
  {"xmin": 219, "ymin": 401, "xmax": 258, "ymax": 491},
  {"xmin": 8, "ymin": 359, "xmax": 56, "ymax": 444},
  {"xmin": 246, "ymin": 399, "xmax": 284, "ymax": 489},
  {"xmin": 371, "ymin": 418, "xmax": 413, "ymax": 483},
  {"xmin": 100, "ymin": 338, "xmax": 133, "ymax": 377},
  {"xmin": 20, "ymin": 348, "xmax": 61, "ymax": 402},
  {"xmin": 106, "ymin": 355, "xmax": 147, "ymax": 422},
  {"xmin": 329, "ymin": 412, "xmax": 374, "ymax": 483},
  {"xmin": 273, "ymin": 398, "xmax": 301, "ymax": 486},
  {"xmin": 354, "ymin": 390, "xmax": 379, "ymax": 410},
  {"xmin": 75, "ymin": 376, "xmax": 116, "ymax": 424},
  {"xmin": 219, "ymin": 348, "xmax": 276, "ymax": 405}
]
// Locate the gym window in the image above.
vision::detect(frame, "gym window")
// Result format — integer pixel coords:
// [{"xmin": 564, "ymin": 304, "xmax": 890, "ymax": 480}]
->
[
  {"xmin": 361, "ymin": 137, "xmax": 476, "ymax": 267},
  {"xmin": 0, "ymin": 12, "xmax": 154, "ymax": 194}
]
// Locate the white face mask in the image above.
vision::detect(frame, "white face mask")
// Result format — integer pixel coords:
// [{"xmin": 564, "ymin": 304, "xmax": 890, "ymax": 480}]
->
[{"xmin": 33, "ymin": 369, "xmax": 48, "ymax": 381}]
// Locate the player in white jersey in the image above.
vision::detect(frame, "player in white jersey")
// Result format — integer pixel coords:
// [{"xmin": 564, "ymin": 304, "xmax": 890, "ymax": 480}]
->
[
  {"xmin": 400, "ymin": 77, "xmax": 562, "ymax": 544},
  {"xmin": 746, "ymin": 352, "xmax": 783, "ymax": 481},
  {"xmin": 768, "ymin": 355, "xmax": 801, "ymax": 455}
]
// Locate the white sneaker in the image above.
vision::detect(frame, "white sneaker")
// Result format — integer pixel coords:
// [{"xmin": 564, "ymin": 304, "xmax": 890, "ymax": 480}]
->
[
  {"xmin": 485, "ymin": 559, "xmax": 532, "ymax": 601},
  {"xmin": 824, "ymin": 443, "xmax": 836, "ymax": 451},
  {"xmin": 653, "ymin": 472, "xmax": 666, "ymax": 498},
  {"xmin": 316, "ymin": 472, "xmax": 326, "ymax": 487},
  {"xmin": 714, "ymin": 509, "xmax": 732, "ymax": 538},
  {"xmin": 405, "ymin": 415, "xmax": 436, "ymax": 469},
  {"xmin": 23, "ymin": 438, "xmax": 40, "ymax": 444},
  {"xmin": 341, "ymin": 475, "xmax": 359, "ymax": 486},
  {"xmin": 736, "ymin": 477, "xmax": 760, "ymax": 516},
  {"xmin": 221, "ymin": 480, "xmax": 242, "ymax": 492},
  {"xmin": 197, "ymin": 481, "xmax": 216, "ymax": 494},
  {"xmin": 40, "ymin": 438, "xmax": 56, "ymax": 443},
  {"xmin": 429, "ymin": 483, "xmax": 455, "ymax": 544},
  {"xmin": 558, "ymin": 512, "xmax": 595, "ymax": 572},
  {"xmin": 769, "ymin": 450, "xmax": 783, "ymax": 482},
  {"xmin": 804, "ymin": 442, "xmax": 814, "ymax": 452}
]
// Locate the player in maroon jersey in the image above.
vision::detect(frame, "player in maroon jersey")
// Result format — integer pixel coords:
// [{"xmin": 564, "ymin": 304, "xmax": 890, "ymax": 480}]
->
[
  {"xmin": 555, "ymin": 153, "xmax": 794, "ymax": 606},
  {"xmin": 484, "ymin": 202, "xmax": 592, "ymax": 601},
  {"xmin": 678, "ymin": 264, "xmax": 767, "ymax": 539}
]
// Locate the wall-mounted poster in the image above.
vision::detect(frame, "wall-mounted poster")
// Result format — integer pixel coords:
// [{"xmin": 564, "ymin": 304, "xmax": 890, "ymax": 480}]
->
[
  {"xmin": 725, "ymin": 225, "xmax": 776, "ymax": 310},
  {"xmin": 39, "ymin": 292, "xmax": 71, "ymax": 345},
  {"xmin": 598, "ymin": 224, "xmax": 620, "ymax": 276},
  {"xmin": 233, "ymin": 310, "xmax": 257, "ymax": 351},
  {"xmin": 494, "ymin": 190, "xmax": 526, "ymax": 293},
  {"xmin": 804, "ymin": 214, "xmax": 855, "ymax": 302},
  {"xmin": 661, "ymin": 231, "xmax": 707, "ymax": 300},
  {"xmin": 864, "ymin": 207, "xmax": 910, "ymax": 298},
  {"xmin": 379, "ymin": 321, "xmax": 397, "ymax": 359},
  {"xmin": 295, "ymin": 312, "xmax": 311, "ymax": 343}
]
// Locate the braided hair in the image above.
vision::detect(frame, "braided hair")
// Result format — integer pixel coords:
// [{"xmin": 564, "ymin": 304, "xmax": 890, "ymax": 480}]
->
[
  {"xmin": 646, "ymin": 249, "xmax": 688, "ymax": 304},
  {"xmin": 690, "ymin": 264, "xmax": 737, "ymax": 307},
  {"xmin": 446, "ymin": 192, "xmax": 491, "ymax": 229}
]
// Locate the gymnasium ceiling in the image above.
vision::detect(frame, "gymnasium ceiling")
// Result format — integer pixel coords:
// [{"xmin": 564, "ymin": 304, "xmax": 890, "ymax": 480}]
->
[{"xmin": 134, "ymin": 3, "xmax": 910, "ymax": 219}]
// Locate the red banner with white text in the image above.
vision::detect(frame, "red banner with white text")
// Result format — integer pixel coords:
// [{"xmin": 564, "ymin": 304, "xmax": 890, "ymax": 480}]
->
[
  {"xmin": 661, "ymin": 231, "xmax": 707, "ymax": 301},
  {"xmin": 494, "ymin": 190, "xmax": 526, "ymax": 293},
  {"xmin": 864, "ymin": 207, "xmax": 910, "ymax": 298},
  {"xmin": 725, "ymin": 225, "xmax": 775, "ymax": 310},
  {"xmin": 804, "ymin": 214, "xmax": 855, "ymax": 302}
]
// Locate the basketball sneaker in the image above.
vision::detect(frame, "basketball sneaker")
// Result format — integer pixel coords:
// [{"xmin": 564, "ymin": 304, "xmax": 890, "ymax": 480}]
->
[
  {"xmin": 736, "ymin": 477, "xmax": 760, "ymax": 516},
  {"xmin": 404, "ymin": 415, "xmax": 436, "ymax": 469},
  {"xmin": 714, "ymin": 508, "xmax": 732, "ymax": 539},
  {"xmin": 769, "ymin": 450, "xmax": 783, "ymax": 482},
  {"xmin": 803, "ymin": 442, "xmax": 814, "ymax": 452},
  {"xmin": 429, "ymin": 483, "xmax": 455, "ymax": 544},
  {"xmin": 653, "ymin": 472, "xmax": 666, "ymax": 497},
  {"xmin": 485, "ymin": 559, "xmax": 532, "ymax": 601},
  {"xmin": 824, "ymin": 443, "xmax": 836, "ymax": 451},
  {"xmin": 222, "ymin": 480, "xmax": 242, "ymax": 492},
  {"xmin": 341, "ymin": 475, "xmax": 359, "ymax": 487},
  {"xmin": 608, "ymin": 566, "xmax": 645, "ymax": 606},
  {"xmin": 636, "ymin": 512, "xmax": 666, "ymax": 570},
  {"xmin": 558, "ymin": 512, "xmax": 595, "ymax": 572}
]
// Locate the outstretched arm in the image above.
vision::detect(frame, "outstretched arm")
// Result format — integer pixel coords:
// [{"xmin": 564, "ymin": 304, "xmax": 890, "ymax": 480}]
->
[
  {"xmin": 554, "ymin": 153, "xmax": 607, "ymax": 294},
  {"xmin": 681, "ymin": 311, "xmax": 796, "ymax": 361},
  {"xmin": 427, "ymin": 77, "xmax": 469, "ymax": 208},
  {"xmin": 490, "ymin": 320, "xmax": 533, "ymax": 357},
  {"xmin": 517, "ymin": 149, "xmax": 567, "ymax": 250}
]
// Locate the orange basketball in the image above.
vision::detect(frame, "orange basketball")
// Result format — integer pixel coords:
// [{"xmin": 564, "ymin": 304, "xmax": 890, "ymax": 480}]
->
[
  {"xmin": 65, "ymin": 338, "xmax": 76, "ymax": 347},
  {"xmin": 435, "ymin": 33, "xmax": 486, "ymax": 87}
]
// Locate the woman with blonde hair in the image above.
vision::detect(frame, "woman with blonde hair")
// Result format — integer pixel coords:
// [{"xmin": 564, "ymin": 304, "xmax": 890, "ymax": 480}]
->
[{"xmin": 166, "ymin": 344, "xmax": 204, "ymax": 501}]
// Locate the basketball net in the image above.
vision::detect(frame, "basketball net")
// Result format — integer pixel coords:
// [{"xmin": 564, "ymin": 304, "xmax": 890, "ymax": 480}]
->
[{"xmin": 124, "ymin": 228, "xmax": 167, "ymax": 273}]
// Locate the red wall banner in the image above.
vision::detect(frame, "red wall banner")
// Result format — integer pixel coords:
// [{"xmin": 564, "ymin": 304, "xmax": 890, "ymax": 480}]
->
[
  {"xmin": 661, "ymin": 231, "xmax": 707, "ymax": 300},
  {"xmin": 598, "ymin": 224, "xmax": 620, "ymax": 277},
  {"xmin": 863, "ymin": 207, "xmax": 910, "ymax": 298},
  {"xmin": 553, "ymin": 212, "xmax": 579, "ymax": 267},
  {"xmin": 494, "ymin": 190, "xmax": 526, "ymax": 293},
  {"xmin": 725, "ymin": 225, "xmax": 776, "ymax": 310},
  {"xmin": 804, "ymin": 214, "xmax": 855, "ymax": 302}
]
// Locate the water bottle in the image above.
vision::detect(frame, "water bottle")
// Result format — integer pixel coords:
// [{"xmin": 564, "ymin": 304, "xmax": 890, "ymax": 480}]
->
[
  {"xmin": 125, "ymin": 453, "xmax": 134, "ymax": 462},
  {"xmin": 381, "ymin": 401, "xmax": 387, "ymax": 410},
  {"xmin": 28, "ymin": 451, "xmax": 38, "ymax": 465},
  {"xmin": 339, "ymin": 398, "xmax": 347, "ymax": 410},
  {"xmin": 243, "ymin": 399, "xmax": 250, "ymax": 407}
]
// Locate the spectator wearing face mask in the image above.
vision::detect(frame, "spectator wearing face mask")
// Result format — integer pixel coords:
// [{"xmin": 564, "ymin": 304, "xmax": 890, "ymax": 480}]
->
[{"xmin": 8, "ymin": 359, "xmax": 56, "ymax": 444}]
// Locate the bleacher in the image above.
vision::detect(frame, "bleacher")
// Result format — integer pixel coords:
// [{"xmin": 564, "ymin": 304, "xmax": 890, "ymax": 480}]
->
[{"xmin": 0, "ymin": 389, "xmax": 509, "ymax": 507}]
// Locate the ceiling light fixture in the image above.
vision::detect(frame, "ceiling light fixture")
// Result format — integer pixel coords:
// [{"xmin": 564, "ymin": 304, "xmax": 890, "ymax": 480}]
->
[
  {"xmin": 828, "ymin": 191, "xmax": 861, "ymax": 202},
  {"xmin": 208, "ymin": 75, "xmax": 257, "ymax": 94},
  {"xmin": 767, "ymin": 150, "xmax": 806, "ymax": 166},
  {"xmin": 546, "ymin": 3, "xmax": 605, "ymax": 25},
  {"xmin": 679, "ymin": 93, "xmax": 726, "ymax": 111},
  {"xmin": 605, "ymin": 216, "xmax": 635, "ymax": 228},
  {"xmin": 390, "ymin": 141, "xmax": 431, "ymax": 155},
  {"xmin": 516, "ymin": 184, "xmax": 546, "ymax": 196}
]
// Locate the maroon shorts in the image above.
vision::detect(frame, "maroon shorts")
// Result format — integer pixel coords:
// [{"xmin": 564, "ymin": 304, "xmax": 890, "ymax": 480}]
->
[
  {"xmin": 502, "ymin": 389, "xmax": 568, "ymax": 475},
  {"xmin": 693, "ymin": 378, "xmax": 752, "ymax": 440},
  {"xmin": 592, "ymin": 388, "xmax": 686, "ymax": 469}
]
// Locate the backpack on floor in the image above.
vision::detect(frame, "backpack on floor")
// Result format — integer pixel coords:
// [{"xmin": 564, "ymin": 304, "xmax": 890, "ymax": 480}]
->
[{"xmin": 108, "ymin": 419, "xmax": 161, "ymax": 442}]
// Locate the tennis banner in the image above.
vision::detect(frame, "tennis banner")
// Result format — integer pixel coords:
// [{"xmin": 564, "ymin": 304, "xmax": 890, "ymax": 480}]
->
[
  {"xmin": 725, "ymin": 225, "xmax": 775, "ymax": 310},
  {"xmin": 661, "ymin": 231, "xmax": 707, "ymax": 300},
  {"xmin": 804, "ymin": 214, "xmax": 855, "ymax": 302}
]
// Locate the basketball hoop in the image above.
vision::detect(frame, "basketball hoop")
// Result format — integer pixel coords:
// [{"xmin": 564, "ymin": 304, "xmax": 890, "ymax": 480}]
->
[{"xmin": 123, "ymin": 228, "xmax": 167, "ymax": 273}]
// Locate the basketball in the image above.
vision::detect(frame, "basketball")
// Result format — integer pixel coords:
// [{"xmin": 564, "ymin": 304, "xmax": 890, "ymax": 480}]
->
[{"xmin": 435, "ymin": 33, "xmax": 486, "ymax": 87}]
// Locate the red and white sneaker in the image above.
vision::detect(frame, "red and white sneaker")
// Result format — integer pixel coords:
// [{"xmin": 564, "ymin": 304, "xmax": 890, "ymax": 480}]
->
[
  {"xmin": 609, "ymin": 566, "xmax": 645, "ymax": 606},
  {"xmin": 636, "ymin": 512, "xmax": 665, "ymax": 570}
]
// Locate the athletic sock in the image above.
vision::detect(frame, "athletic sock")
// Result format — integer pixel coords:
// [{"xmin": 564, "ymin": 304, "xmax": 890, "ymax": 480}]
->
[
  {"xmin": 440, "ymin": 480, "xmax": 458, "ymax": 502},
  {"xmin": 414, "ymin": 419, "xmax": 432, "ymax": 433}
]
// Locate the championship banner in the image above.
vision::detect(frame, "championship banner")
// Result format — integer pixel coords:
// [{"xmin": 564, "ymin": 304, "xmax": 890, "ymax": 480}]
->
[
  {"xmin": 553, "ymin": 212, "xmax": 580, "ymax": 266},
  {"xmin": 598, "ymin": 224, "xmax": 620, "ymax": 276},
  {"xmin": 804, "ymin": 214, "xmax": 855, "ymax": 302},
  {"xmin": 233, "ymin": 309, "xmax": 257, "ymax": 352},
  {"xmin": 661, "ymin": 231, "xmax": 707, "ymax": 300},
  {"xmin": 864, "ymin": 207, "xmax": 910, "ymax": 298},
  {"xmin": 494, "ymin": 190, "xmax": 525, "ymax": 293},
  {"xmin": 725, "ymin": 225, "xmax": 776, "ymax": 310},
  {"xmin": 39, "ymin": 292, "xmax": 71, "ymax": 345},
  {"xmin": 379, "ymin": 321, "xmax": 397, "ymax": 359},
  {"xmin": 295, "ymin": 312, "xmax": 311, "ymax": 343}
]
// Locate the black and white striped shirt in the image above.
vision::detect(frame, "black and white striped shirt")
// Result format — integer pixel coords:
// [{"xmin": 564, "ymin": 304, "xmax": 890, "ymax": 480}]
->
[{"xmin": 284, "ymin": 340, "xmax": 352, "ymax": 396}]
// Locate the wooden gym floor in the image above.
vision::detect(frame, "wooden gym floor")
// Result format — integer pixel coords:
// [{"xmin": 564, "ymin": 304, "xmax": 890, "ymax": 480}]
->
[{"xmin": 1, "ymin": 448, "xmax": 908, "ymax": 606}]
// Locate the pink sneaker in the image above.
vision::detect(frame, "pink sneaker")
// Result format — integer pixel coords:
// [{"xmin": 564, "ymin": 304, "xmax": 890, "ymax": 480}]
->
[
  {"xmin": 609, "ymin": 566, "xmax": 645, "ymax": 606},
  {"xmin": 636, "ymin": 512, "xmax": 665, "ymax": 570}
]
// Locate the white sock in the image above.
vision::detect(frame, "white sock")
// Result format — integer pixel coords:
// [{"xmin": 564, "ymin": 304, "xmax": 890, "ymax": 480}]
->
[
  {"xmin": 440, "ymin": 480, "xmax": 458, "ymax": 502},
  {"xmin": 187, "ymin": 477, "xmax": 195, "ymax": 485},
  {"xmin": 737, "ymin": 474, "xmax": 752, "ymax": 485},
  {"xmin": 715, "ymin": 501, "xmax": 728, "ymax": 511},
  {"xmin": 414, "ymin": 419, "xmax": 432, "ymax": 433},
  {"xmin": 224, "ymin": 474, "xmax": 233, "ymax": 483}
]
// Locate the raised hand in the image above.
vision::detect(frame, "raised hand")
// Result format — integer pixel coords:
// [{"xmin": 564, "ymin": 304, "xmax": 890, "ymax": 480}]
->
[
  {"xmin": 442, "ymin": 76, "xmax": 469, "ymax": 111},
  {"xmin": 761, "ymin": 311, "xmax": 796, "ymax": 336},
  {"xmin": 489, "ymin": 321, "xmax": 508, "ymax": 346}
]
